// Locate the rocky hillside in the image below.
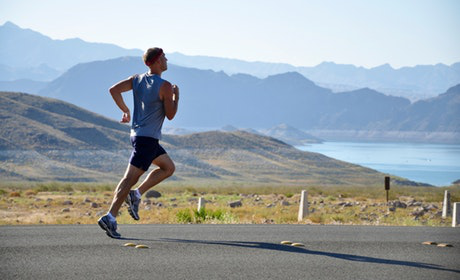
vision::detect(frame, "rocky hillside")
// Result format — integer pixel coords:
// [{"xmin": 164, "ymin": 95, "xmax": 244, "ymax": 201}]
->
[
  {"xmin": 0, "ymin": 91, "xmax": 412, "ymax": 186},
  {"xmin": 0, "ymin": 91, "xmax": 130, "ymax": 150}
]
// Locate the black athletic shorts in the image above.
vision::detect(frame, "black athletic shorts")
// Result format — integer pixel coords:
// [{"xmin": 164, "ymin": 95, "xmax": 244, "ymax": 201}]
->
[{"xmin": 129, "ymin": 136, "xmax": 167, "ymax": 171}]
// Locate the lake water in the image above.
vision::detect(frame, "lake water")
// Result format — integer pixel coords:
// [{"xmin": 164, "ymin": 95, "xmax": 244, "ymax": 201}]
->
[{"xmin": 296, "ymin": 142, "xmax": 460, "ymax": 187}]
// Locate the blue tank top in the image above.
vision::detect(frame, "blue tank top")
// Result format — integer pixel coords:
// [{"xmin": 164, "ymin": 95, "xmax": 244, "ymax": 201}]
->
[{"xmin": 130, "ymin": 73, "xmax": 166, "ymax": 139}]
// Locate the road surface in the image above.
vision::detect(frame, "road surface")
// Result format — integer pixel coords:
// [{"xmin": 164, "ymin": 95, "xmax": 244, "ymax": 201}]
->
[{"xmin": 1, "ymin": 224, "xmax": 459, "ymax": 279}]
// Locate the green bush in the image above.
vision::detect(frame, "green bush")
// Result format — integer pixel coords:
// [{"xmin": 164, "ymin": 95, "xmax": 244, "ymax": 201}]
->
[
  {"xmin": 176, "ymin": 208, "xmax": 231, "ymax": 224},
  {"xmin": 176, "ymin": 209, "xmax": 193, "ymax": 223},
  {"xmin": 194, "ymin": 208, "xmax": 226, "ymax": 222},
  {"xmin": 285, "ymin": 193, "xmax": 294, "ymax": 198},
  {"xmin": 194, "ymin": 208, "xmax": 207, "ymax": 222}
]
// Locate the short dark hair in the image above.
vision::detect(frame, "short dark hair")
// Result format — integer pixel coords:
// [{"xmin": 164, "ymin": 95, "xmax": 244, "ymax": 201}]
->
[{"xmin": 143, "ymin": 48, "xmax": 164, "ymax": 66}]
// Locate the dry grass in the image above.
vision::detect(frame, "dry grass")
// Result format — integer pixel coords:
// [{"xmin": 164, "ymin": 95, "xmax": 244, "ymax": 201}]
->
[{"xmin": 0, "ymin": 182, "xmax": 458, "ymax": 226}]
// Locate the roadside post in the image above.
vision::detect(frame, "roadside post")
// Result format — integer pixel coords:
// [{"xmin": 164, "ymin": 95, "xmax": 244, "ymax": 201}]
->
[
  {"xmin": 298, "ymin": 190, "xmax": 308, "ymax": 222},
  {"xmin": 453, "ymin": 203, "xmax": 460, "ymax": 227},
  {"xmin": 385, "ymin": 176, "xmax": 390, "ymax": 203},
  {"xmin": 442, "ymin": 190, "xmax": 451, "ymax": 219},
  {"xmin": 198, "ymin": 197, "xmax": 205, "ymax": 212}
]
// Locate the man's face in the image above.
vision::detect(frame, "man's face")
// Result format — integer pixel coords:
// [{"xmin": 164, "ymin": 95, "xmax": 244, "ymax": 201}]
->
[{"xmin": 159, "ymin": 54, "xmax": 168, "ymax": 71}]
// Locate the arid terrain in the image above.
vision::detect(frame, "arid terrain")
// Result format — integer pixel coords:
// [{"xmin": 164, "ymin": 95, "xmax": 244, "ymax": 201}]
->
[{"xmin": 1, "ymin": 182, "xmax": 458, "ymax": 226}]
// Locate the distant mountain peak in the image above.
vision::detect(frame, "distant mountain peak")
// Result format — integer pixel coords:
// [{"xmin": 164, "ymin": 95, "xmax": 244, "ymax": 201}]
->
[
  {"xmin": 261, "ymin": 123, "xmax": 323, "ymax": 145},
  {"xmin": 372, "ymin": 63, "xmax": 394, "ymax": 71},
  {"xmin": 351, "ymin": 87, "xmax": 378, "ymax": 93},
  {"xmin": 345, "ymin": 87, "xmax": 390, "ymax": 98},
  {"xmin": 264, "ymin": 71, "xmax": 325, "ymax": 92},
  {"xmin": 444, "ymin": 84, "xmax": 460, "ymax": 96},
  {"xmin": 1, "ymin": 21, "xmax": 47, "ymax": 37},
  {"xmin": 0, "ymin": 21, "xmax": 142, "ymax": 70},
  {"xmin": 265, "ymin": 71, "xmax": 312, "ymax": 83},
  {"xmin": 315, "ymin": 61, "xmax": 364, "ymax": 71},
  {"xmin": 2, "ymin": 21, "xmax": 19, "ymax": 28},
  {"xmin": 317, "ymin": 61, "xmax": 337, "ymax": 66}
]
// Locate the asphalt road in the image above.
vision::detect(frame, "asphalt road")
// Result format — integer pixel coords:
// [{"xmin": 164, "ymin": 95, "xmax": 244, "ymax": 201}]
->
[{"xmin": 1, "ymin": 224, "xmax": 459, "ymax": 279}]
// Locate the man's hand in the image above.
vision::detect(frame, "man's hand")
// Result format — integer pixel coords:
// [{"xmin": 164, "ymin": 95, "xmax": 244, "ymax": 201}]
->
[
  {"xmin": 121, "ymin": 110, "xmax": 131, "ymax": 124},
  {"xmin": 161, "ymin": 82, "xmax": 179, "ymax": 120},
  {"xmin": 109, "ymin": 76, "xmax": 134, "ymax": 124},
  {"xmin": 172, "ymin": 84, "xmax": 180, "ymax": 101}
]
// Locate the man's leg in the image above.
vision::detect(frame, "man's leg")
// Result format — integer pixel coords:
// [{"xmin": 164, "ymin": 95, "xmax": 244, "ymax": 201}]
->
[
  {"xmin": 108, "ymin": 164, "xmax": 145, "ymax": 217},
  {"xmin": 98, "ymin": 164, "xmax": 144, "ymax": 238},
  {"xmin": 136, "ymin": 154, "xmax": 175, "ymax": 195}
]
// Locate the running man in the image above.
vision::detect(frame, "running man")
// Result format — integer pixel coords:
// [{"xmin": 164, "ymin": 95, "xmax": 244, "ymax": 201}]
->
[{"xmin": 98, "ymin": 47, "xmax": 179, "ymax": 238}]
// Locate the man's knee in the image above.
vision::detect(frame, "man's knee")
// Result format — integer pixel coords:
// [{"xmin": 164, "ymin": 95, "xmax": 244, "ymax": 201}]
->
[
  {"xmin": 122, "ymin": 173, "xmax": 140, "ymax": 186},
  {"xmin": 121, "ymin": 165, "xmax": 144, "ymax": 185},
  {"xmin": 163, "ymin": 161, "xmax": 175, "ymax": 178}
]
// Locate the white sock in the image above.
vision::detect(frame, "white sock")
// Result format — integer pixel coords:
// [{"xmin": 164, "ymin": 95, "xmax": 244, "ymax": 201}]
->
[
  {"xmin": 107, "ymin": 212, "xmax": 116, "ymax": 221},
  {"xmin": 134, "ymin": 189, "xmax": 141, "ymax": 199}
]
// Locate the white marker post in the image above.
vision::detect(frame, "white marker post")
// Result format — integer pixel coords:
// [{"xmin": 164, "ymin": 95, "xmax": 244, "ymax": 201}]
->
[
  {"xmin": 298, "ymin": 190, "xmax": 309, "ymax": 222},
  {"xmin": 442, "ymin": 190, "xmax": 451, "ymax": 219},
  {"xmin": 453, "ymin": 203, "xmax": 460, "ymax": 227},
  {"xmin": 198, "ymin": 197, "xmax": 205, "ymax": 212}
]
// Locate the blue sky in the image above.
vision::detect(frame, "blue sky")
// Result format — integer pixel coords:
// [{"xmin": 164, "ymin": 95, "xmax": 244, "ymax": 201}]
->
[{"xmin": 1, "ymin": 0, "xmax": 459, "ymax": 68}]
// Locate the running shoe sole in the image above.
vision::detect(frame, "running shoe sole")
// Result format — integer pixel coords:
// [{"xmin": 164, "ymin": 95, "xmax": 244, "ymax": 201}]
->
[
  {"xmin": 125, "ymin": 192, "xmax": 140, "ymax": 220},
  {"xmin": 98, "ymin": 217, "xmax": 121, "ymax": 239}
]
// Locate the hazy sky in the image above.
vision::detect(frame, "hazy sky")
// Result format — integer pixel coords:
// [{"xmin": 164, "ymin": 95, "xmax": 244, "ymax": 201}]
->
[{"xmin": 1, "ymin": 0, "xmax": 459, "ymax": 68}]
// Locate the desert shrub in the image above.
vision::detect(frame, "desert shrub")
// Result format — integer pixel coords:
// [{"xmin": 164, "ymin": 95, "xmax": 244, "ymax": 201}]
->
[
  {"xmin": 308, "ymin": 213, "xmax": 325, "ymax": 224},
  {"xmin": 285, "ymin": 193, "xmax": 294, "ymax": 198},
  {"xmin": 176, "ymin": 208, "xmax": 232, "ymax": 223},
  {"xmin": 176, "ymin": 209, "xmax": 193, "ymax": 223},
  {"xmin": 24, "ymin": 189, "xmax": 38, "ymax": 196},
  {"xmin": 9, "ymin": 191, "xmax": 21, "ymax": 197},
  {"xmin": 195, "ymin": 208, "xmax": 226, "ymax": 222},
  {"xmin": 330, "ymin": 214, "xmax": 345, "ymax": 223}
]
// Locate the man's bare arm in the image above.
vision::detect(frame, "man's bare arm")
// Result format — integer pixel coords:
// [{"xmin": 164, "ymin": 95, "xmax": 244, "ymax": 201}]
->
[
  {"xmin": 109, "ymin": 76, "xmax": 134, "ymax": 123},
  {"xmin": 160, "ymin": 81, "xmax": 179, "ymax": 120}
]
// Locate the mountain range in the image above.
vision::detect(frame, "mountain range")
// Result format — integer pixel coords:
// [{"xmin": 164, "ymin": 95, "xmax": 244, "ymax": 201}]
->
[
  {"xmin": 0, "ymin": 21, "xmax": 142, "ymax": 79},
  {"xmin": 34, "ymin": 56, "xmax": 460, "ymax": 143},
  {"xmin": 1, "ymin": 21, "xmax": 459, "ymax": 144},
  {"xmin": 1, "ymin": 91, "xmax": 408, "ymax": 186},
  {"xmin": 1, "ymin": 21, "xmax": 460, "ymax": 101},
  {"xmin": 167, "ymin": 52, "xmax": 460, "ymax": 101}
]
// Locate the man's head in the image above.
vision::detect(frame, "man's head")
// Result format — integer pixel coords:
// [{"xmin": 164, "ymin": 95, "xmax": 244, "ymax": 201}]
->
[{"xmin": 143, "ymin": 47, "xmax": 164, "ymax": 66}]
